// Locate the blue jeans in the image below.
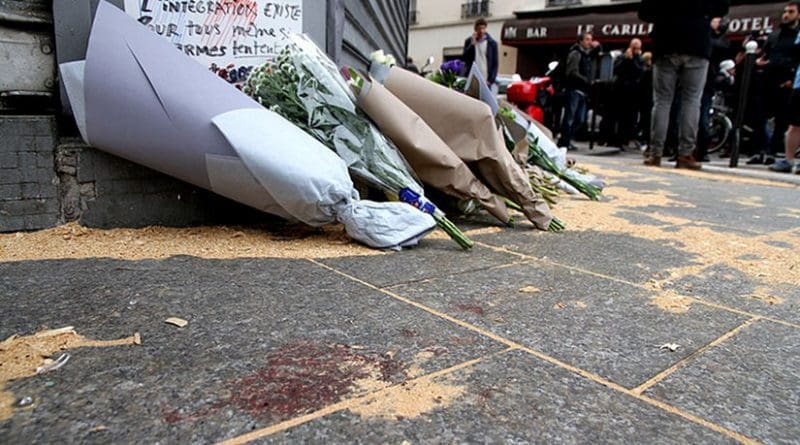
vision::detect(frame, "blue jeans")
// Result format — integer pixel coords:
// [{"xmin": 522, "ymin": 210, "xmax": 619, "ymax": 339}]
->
[
  {"xmin": 558, "ymin": 89, "xmax": 587, "ymax": 147},
  {"xmin": 649, "ymin": 55, "xmax": 709, "ymax": 157}
]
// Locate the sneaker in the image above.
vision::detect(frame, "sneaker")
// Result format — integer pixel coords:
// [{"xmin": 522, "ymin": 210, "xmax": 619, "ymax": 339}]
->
[
  {"xmin": 746, "ymin": 154, "xmax": 764, "ymax": 165},
  {"xmin": 676, "ymin": 155, "xmax": 702, "ymax": 170},
  {"xmin": 764, "ymin": 156, "xmax": 776, "ymax": 166},
  {"xmin": 769, "ymin": 159, "xmax": 793, "ymax": 173}
]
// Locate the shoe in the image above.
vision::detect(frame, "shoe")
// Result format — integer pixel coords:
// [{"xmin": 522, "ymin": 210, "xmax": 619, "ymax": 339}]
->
[
  {"xmin": 676, "ymin": 155, "xmax": 702, "ymax": 170},
  {"xmin": 769, "ymin": 159, "xmax": 793, "ymax": 173},
  {"xmin": 567, "ymin": 144, "xmax": 579, "ymax": 151},
  {"xmin": 764, "ymin": 156, "xmax": 776, "ymax": 166},
  {"xmin": 643, "ymin": 155, "xmax": 662, "ymax": 167},
  {"xmin": 746, "ymin": 154, "xmax": 764, "ymax": 165},
  {"xmin": 700, "ymin": 156, "xmax": 711, "ymax": 162}
]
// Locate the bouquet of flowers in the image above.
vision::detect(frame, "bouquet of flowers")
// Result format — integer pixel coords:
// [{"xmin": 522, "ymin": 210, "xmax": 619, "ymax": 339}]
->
[
  {"xmin": 498, "ymin": 106, "xmax": 602, "ymax": 201},
  {"xmin": 245, "ymin": 34, "xmax": 473, "ymax": 249},
  {"xmin": 429, "ymin": 60, "xmax": 467, "ymax": 90},
  {"xmin": 526, "ymin": 136, "xmax": 602, "ymax": 201},
  {"xmin": 346, "ymin": 68, "xmax": 513, "ymax": 226}
]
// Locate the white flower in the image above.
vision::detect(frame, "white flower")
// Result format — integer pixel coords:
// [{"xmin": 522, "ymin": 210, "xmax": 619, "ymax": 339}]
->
[
  {"xmin": 369, "ymin": 49, "xmax": 387, "ymax": 65},
  {"xmin": 369, "ymin": 49, "xmax": 397, "ymax": 67}
]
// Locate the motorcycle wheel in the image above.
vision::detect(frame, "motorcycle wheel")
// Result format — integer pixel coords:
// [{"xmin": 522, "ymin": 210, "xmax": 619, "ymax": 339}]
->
[{"xmin": 707, "ymin": 114, "xmax": 733, "ymax": 154}]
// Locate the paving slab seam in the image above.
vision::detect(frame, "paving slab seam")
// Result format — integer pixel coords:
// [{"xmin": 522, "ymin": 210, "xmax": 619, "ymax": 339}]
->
[
  {"xmin": 474, "ymin": 241, "xmax": 800, "ymax": 331},
  {"xmin": 380, "ymin": 259, "xmax": 533, "ymax": 291},
  {"xmin": 215, "ymin": 348, "xmax": 516, "ymax": 445},
  {"xmin": 511, "ymin": 343, "xmax": 761, "ymax": 445},
  {"xmin": 308, "ymin": 259, "xmax": 521, "ymax": 349},
  {"xmin": 632, "ymin": 318, "xmax": 760, "ymax": 396},
  {"xmin": 307, "ymin": 259, "xmax": 761, "ymax": 445}
]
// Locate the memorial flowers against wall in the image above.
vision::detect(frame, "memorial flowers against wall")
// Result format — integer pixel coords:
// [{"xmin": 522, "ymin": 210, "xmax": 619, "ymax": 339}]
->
[
  {"xmin": 498, "ymin": 106, "xmax": 603, "ymax": 201},
  {"xmin": 345, "ymin": 68, "xmax": 513, "ymax": 226},
  {"xmin": 245, "ymin": 34, "xmax": 474, "ymax": 249},
  {"xmin": 61, "ymin": 2, "xmax": 436, "ymax": 250},
  {"xmin": 369, "ymin": 65, "xmax": 563, "ymax": 232}
]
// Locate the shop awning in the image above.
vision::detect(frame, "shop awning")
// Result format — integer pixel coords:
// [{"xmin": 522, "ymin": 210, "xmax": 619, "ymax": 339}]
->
[{"xmin": 502, "ymin": 2, "xmax": 785, "ymax": 46}]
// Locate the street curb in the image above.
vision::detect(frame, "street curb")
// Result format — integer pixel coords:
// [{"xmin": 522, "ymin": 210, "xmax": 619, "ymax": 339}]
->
[
  {"xmin": 572, "ymin": 147, "xmax": 800, "ymax": 187},
  {"xmin": 701, "ymin": 165, "xmax": 800, "ymax": 186}
]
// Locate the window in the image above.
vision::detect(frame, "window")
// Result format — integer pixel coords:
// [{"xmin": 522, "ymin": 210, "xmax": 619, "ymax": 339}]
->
[
  {"xmin": 409, "ymin": 0, "xmax": 419, "ymax": 25},
  {"xmin": 547, "ymin": 0, "xmax": 582, "ymax": 7},
  {"xmin": 462, "ymin": 0, "xmax": 490, "ymax": 19}
]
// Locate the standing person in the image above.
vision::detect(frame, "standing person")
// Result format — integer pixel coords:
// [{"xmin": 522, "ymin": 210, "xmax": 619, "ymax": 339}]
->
[
  {"xmin": 405, "ymin": 57, "xmax": 420, "ymax": 75},
  {"xmin": 462, "ymin": 18, "xmax": 498, "ymax": 89},
  {"xmin": 738, "ymin": 31, "xmax": 771, "ymax": 158},
  {"xmin": 696, "ymin": 17, "xmax": 732, "ymax": 162},
  {"xmin": 614, "ymin": 38, "xmax": 646, "ymax": 150},
  {"xmin": 638, "ymin": 52, "xmax": 654, "ymax": 149},
  {"xmin": 770, "ymin": 24, "xmax": 800, "ymax": 173},
  {"xmin": 748, "ymin": 1, "xmax": 800, "ymax": 165},
  {"xmin": 557, "ymin": 32, "xmax": 602, "ymax": 150},
  {"xmin": 639, "ymin": 0, "xmax": 731, "ymax": 169}
]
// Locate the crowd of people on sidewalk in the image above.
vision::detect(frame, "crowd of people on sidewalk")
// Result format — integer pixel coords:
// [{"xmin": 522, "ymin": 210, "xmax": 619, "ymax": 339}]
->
[{"xmin": 547, "ymin": 0, "xmax": 800, "ymax": 175}]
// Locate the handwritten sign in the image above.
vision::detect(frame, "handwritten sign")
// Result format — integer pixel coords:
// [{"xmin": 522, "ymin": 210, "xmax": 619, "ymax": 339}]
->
[{"xmin": 123, "ymin": 0, "xmax": 303, "ymax": 73}]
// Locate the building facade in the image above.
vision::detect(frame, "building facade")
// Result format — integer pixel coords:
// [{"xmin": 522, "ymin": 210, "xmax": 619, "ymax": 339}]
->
[
  {"xmin": 408, "ymin": 0, "xmax": 623, "ymax": 76},
  {"xmin": 411, "ymin": 0, "xmax": 786, "ymax": 78}
]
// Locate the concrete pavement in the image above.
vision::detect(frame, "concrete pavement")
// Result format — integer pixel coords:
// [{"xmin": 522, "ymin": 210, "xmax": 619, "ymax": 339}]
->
[{"xmin": 1, "ymin": 154, "xmax": 798, "ymax": 444}]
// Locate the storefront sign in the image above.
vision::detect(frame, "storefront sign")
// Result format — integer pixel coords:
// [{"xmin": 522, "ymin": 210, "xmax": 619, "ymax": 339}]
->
[
  {"xmin": 123, "ymin": 0, "xmax": 303, "ymax": 71},
  {"xmin": 503, "ymin": 2, "xmax": 782, "ymax": 46}
]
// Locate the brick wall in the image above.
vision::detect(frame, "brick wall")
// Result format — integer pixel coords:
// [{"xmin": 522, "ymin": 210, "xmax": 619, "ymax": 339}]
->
[
  {"xmin": 0, "ymin": 116, "xmax": 273, "ymax": 233},
  {"xmin": 0, "ymin": 116, "xmax": 60, "ymax": 231}
]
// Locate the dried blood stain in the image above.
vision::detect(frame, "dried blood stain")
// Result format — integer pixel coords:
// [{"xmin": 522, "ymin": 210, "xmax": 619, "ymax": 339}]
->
[{"xmin": 226, "ymin": 341, "xmax": 404, "ymax": 422}]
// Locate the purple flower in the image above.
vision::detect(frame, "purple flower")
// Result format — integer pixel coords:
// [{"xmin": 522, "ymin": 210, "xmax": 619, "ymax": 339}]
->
[{"xmin": 440, "ymin": 59, "xmax": 465, "ymax": 75}]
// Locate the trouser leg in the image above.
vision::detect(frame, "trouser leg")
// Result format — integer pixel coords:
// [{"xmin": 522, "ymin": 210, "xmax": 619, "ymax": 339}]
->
[
  {"xmin": 677, "ymin": 56, "xmax": 709, "ymax": 157},
  {"xmin": 650, "ymin": 57, "xmax": 680, "ymax": 157}
]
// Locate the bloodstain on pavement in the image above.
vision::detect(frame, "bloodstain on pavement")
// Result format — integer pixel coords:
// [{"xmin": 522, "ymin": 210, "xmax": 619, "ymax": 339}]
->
[
  {"xmin": 229, "ymin": 341, "xmax": 404, "ymax": 422},
  {"xmin": 455, "ymin": 304, "xmax": 486, "ymax": 316},
  {"xmin": 162, "ymin": 341, "xmax": 406, "ymax": 425}
]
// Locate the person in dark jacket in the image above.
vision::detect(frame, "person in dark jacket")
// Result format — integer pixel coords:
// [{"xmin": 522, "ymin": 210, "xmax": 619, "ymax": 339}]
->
[
  {"xmin": 638, "ymin": 52, "xmax": 654, "ymax": 146},
  {"xmin": 614, "ymin": 38, "xmax": 646, "ymax": 149},
  {"xmin": 748, "ymin": 1, "xmax": 799, "ymax": 164},
  {"xmin": 769, "ymin": 17, "xmax": 800, "ymax": 173},
  {"xmin": 639, "ymin": 0, "xmax": 731, "ymax": 169},
  {"xmin": 463, "ymin": 18, "xmax": 498, "ymax": 87},
  {"xmin": 557, "ymin": 31, "xmax": 601, "ymax": 149}
]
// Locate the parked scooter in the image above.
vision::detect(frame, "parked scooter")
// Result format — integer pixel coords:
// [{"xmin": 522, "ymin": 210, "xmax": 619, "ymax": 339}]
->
[
  {"xmin": 419, "ymin": 56, "xmax": 435, "ymax": 77},
  {"xmin": 506, "ymin": 61, "xmax": 559, "ymax": 124}
]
